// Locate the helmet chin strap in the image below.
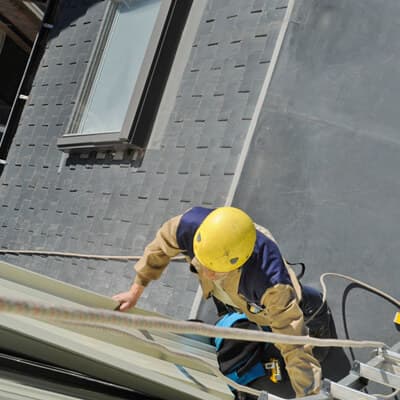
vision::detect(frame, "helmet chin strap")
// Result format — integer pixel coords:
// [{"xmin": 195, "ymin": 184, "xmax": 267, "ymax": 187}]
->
[{"xmin": 196, "ymin": 261, "xmax": 229, "ymax": 281}]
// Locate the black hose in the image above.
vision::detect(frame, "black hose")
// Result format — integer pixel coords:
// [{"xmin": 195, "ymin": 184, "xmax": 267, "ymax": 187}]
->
[{"xmin": 342, "ymin": 283, "xmax": 358, "ymax": 362}]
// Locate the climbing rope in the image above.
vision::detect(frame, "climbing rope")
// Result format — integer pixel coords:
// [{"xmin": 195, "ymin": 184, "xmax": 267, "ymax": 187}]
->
[
  {"xmin": 0, "ymin": 295, "xmax": 386, "ymax": 349},
  {"xmin": 320, "ymin": 272, "xmax": 400, "ymax": 308},
  {"xmin": 0, "ymin": 249, "xmax": 186, "ymax": 262}
]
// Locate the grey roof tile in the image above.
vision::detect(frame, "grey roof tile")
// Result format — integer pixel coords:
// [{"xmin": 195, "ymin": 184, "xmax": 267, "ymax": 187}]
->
[
  {"xmin": 158, "ymin": 172, "xmax": 186, "ymax": 202},
  {"xmin": 221, "ymin": 117, "xmax": 247, "ymax": 148},
  {"xmin": 271, "ymin": 0, "xmax": 289, "ymax": 9},
  {"xmin": 201, "ymin": 171, "xmax": 228, "ymax": 206},
  {"xmin": 122, "ymin": 222, "xmax": 142, "ymax": 252}
]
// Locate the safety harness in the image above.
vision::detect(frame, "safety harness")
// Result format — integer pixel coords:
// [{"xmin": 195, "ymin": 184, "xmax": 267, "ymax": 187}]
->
[{"xmin": 213, "ymin": 312, "xmax": 286, "ymax": 387}]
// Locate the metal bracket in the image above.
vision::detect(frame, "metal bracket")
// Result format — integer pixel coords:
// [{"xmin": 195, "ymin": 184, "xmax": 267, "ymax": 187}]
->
[
  {"xmin": 352, "ymin": 361, "xmax": 361, "ymax": 374},
  {"xmin": 379, "ymin": 347, "xmax": 400, "ymax": 364},
  {"xmin": 258, "ymin": 391, "xmax": 269, "ymax": 400},
  {"xmin": 321, "ymin": 379, "xmax": 331, "ymax": 395}
]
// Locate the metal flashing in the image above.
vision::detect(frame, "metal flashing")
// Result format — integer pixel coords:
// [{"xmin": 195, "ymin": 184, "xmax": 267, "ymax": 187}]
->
[
  {"xmin": 0, "ymin": 261, "xmax": 232, "ymax": 400},
  {"xmin": 0, "ymin": 376, "xmax": 84, "ymax": 400}
]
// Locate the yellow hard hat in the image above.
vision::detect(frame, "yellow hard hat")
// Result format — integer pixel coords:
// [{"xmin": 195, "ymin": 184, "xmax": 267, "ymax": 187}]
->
[{"xmin": 193, "ymin": 207, "xmax": 256, "ymax": 273}]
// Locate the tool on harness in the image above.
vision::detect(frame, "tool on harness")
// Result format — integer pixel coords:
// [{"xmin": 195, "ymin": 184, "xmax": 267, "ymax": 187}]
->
[
  {"xmin": 213, "ymin": 312, "xmax": 286, "ymax": 388},
  {"xmin": 264, "ymin": 358, "xmax": 282, "ymax": 383},
  {"xmin": 395, "ymin": 311, "xmax": 400, "ymax": 332},
  {"xmin": 247, "ymin": 302, "xmax": 265, "ymax": 314}
]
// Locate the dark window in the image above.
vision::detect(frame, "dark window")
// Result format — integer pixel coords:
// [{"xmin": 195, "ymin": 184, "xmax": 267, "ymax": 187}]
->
[
  {"xmin": 57, "ymin": 0, "xmax": 192, "ymax": 153},
  {"xmin": 0, "ymin": 31, "xmax": 29, "ymax": 127}
]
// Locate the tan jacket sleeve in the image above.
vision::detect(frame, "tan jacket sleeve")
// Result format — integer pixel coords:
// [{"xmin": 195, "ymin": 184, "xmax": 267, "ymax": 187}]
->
[
  {"xmin": 134, "ymin": 215, "xmax": 183, "ymax": 286},
  {"xmin": 262, "ymin": 284, "xmax": 321, "ymax": 397}
]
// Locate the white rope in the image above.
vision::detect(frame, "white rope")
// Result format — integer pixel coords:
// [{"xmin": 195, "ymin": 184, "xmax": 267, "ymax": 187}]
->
[
  {"xmin": 319, "ymin": 272, "xmax": 400, "ymax": 308},
  {"xmin": 0, "ymin": 296, "xmax": 386, "ymax": 349},
  {"xmin": 0, "ymin": 249, "xmax": 185, "ymax": 262}
]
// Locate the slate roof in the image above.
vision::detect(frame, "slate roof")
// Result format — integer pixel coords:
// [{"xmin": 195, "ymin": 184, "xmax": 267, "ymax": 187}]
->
[{"xmin": 0, "ymin": 0, "xmax": 289, "ymax": 320}]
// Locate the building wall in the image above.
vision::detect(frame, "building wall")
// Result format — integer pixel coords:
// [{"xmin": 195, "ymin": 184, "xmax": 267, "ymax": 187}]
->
[
  {"xmin": 0, "ymin": 0, "xmax": 288, "ymax": 318},
  {"xmin": 234, "ymin": 0, "xmax": 400, "ymax": 351}
]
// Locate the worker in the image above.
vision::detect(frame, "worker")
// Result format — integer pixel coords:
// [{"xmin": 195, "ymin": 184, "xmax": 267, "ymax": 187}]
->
[{"xmin": 113, "ymin": 206, "xmax": 326, "ymax": 397}]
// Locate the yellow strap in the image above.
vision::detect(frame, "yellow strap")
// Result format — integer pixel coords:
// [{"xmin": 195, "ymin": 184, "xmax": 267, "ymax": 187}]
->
[{"xmin": 394, "ymin": 311, "xmax": 400, "ymax": 326}]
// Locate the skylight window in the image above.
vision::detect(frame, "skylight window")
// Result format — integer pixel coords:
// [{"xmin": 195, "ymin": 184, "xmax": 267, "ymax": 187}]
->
[{"xmin": 57, "ymin": 0, "xmax": 192, "ymax": 153}]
